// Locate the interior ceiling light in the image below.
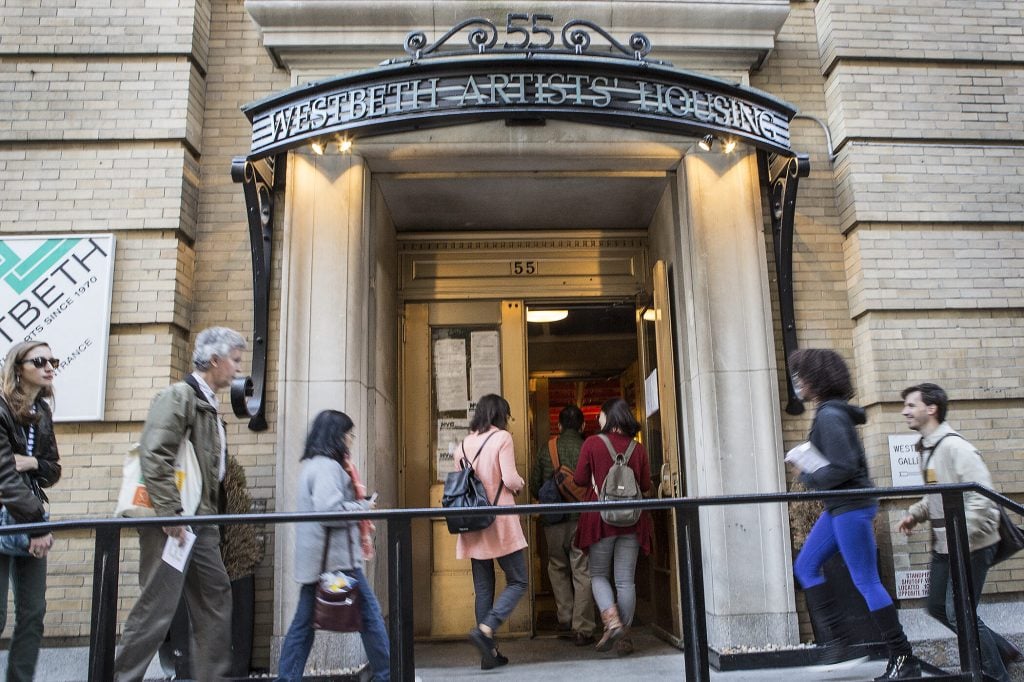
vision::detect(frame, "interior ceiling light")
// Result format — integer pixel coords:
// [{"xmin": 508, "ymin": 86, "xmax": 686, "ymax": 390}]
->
[
  {"xmin": 310, "ymin": 141, "xmax": 325, "ymax": 155},
  {"xmin": 338, "ymin": 138, "xmax": 353, "ymax": 153},
  {"xmin": 642, "ymin": 308, "xmax": 659, "ymax": 322},
  {"xmin": 723, "ymin": 138, "xmax": 737, "ymax": 154},
  {"xmin": 526, "ymin": 309, "xmax": 569, "ymax": 323},
  {"xmin": 698, "ymin": 134, "xmax": 714, "ymax": 152}
]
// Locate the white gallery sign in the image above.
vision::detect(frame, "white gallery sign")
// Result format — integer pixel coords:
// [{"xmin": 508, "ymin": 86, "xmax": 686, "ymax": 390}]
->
[{"xmin": 0, "ymin": 235, "xmax": 116, "ymax": 421}]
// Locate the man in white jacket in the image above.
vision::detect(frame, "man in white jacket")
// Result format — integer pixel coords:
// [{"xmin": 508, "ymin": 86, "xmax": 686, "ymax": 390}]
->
[{"xmin": 896, "ymin": 383, "xmax": 1020, "ymax": 682}]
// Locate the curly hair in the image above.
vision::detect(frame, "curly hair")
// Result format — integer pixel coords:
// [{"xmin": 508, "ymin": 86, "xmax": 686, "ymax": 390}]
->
[{"xmin": 788, "ymin": 348, "xmax": 854, "ymax": 402}]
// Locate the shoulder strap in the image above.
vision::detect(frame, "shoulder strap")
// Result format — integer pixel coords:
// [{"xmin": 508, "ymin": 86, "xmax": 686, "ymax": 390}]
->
[
  {"xmin": 466, "ymin": 430, "xmax": 503, "ymax": 505},
  {"xmin": 598, "ymin": 433, "xmax": 636, "ymax": 464},
  {"xmin": 924, "ymin": 432, "xmax": 963, "ymax": 470},
  {"xmin": 471, "ymin": 430, "xmax": 499, "ymax": 465},
  {"xmin": 598, "ymin": 433, "xmax": 617, "ymax": 460},
  {"xmin": 548, "ymin": 436, "xmax": 560, "ymax": 470},
  {"xmin": 622, "ymin": 440, "xmax": 637, "ymax": 464}
]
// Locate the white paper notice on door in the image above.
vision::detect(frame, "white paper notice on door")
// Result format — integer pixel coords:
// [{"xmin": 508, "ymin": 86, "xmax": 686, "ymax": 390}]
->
[
  {"xmin": 470, "ymin": 331, "xmax": 501, "ymax": 401},
  {"xmin": 434, "ymin": 338, "xmax": 468, "ymax": 412},
  {"xmin": 436, "ymin": 417, "xmax": 470, "ymax": 480}
]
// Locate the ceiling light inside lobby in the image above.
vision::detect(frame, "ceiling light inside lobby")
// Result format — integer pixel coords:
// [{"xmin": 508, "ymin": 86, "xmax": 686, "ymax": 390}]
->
[{"xmin": 526, "ymin": 309, "xmax": 569, "ymax": 323}]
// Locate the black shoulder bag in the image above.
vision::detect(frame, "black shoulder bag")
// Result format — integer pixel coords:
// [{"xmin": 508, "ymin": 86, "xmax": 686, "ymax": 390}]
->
[{"xmin": 441, "ymin": 431, "xmax": 501, "ymax": 534}]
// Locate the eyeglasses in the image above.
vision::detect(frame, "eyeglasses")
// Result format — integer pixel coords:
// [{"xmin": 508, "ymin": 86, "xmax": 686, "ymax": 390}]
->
[{"xmin": 22, "ymin": 357, "xmax": 60, "ymax": 369}]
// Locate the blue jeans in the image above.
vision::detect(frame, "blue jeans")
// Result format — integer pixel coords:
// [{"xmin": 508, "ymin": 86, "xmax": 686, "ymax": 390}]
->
[
  {"xmin": 588, "ymin": 533, "xmax": 640, "ymax": 627},
  {"xmin": 794, "ymin": 506, "xmax": 893, "ymax": 611},
  {"xmin": 471, "ymin": 550, "xmax": 528, "ymax": 633},
  {"xmin": 277, "ymin": 568, "xmax": 391, "ymax": 681},
  {"xmin": 928, "ymin": 545, "xmax": 1009, "ymax": 682}
]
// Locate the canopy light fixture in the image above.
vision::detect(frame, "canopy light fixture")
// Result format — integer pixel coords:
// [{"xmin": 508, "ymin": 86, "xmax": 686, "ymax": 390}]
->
[
  {"xmin": 338, "ymin": 138, "xmax": 353, "ymax": 153},
  {"xmin": 526, "ymin": 309, "xmax": 569, "ymax": 323},
  {"xmin": 722, "ymin": 138, "xmax": 737, "ymax": 154},
  {"xmin": 310, "ymin": 141, "xmax": 325, "ymax": 155},
  {"xmin": 698, "ymin": 134, "xmax": 714, "ymax": 152}
]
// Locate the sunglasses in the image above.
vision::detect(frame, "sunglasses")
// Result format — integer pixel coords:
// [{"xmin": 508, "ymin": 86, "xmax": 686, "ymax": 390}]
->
[{"xmin": 22, "ymin": 357, "xmax": 60, "ymax": 369}]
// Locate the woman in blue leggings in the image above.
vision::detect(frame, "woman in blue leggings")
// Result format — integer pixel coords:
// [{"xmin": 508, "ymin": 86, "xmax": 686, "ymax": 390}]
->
[{"xmin": 789, "ymin": 349, "xmax": 919, "ymax": 681}]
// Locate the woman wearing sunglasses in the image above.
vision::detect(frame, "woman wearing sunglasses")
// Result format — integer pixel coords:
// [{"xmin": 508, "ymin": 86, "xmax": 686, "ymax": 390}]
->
[{"xmin": 0, "ymin": 341, "xmax": 62, "ymax": 681}]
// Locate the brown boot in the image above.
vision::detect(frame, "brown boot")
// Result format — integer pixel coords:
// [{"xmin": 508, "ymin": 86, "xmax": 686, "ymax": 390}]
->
[{"xmin": 595, "ymin": 606, "xmax": 625, "ymax": 652}]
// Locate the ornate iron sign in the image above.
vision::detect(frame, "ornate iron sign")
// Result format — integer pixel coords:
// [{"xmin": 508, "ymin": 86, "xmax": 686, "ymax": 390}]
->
[
  {"xmin": 244, "ymin": 56, "xmax": 795, "ymax": 159},
  {"xmin": 232, "ymin": 14, "xmax": 809, "ymax": 429}
]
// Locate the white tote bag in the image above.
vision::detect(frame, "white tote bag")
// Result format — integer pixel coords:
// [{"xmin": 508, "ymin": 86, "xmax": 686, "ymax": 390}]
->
[{"xmin": 114, "ymin": 431, "xmax": 202, "ymax": 517}]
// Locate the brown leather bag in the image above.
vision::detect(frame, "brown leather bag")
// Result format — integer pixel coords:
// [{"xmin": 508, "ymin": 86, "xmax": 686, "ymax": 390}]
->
[{"xmin": 312, "ymin": 528, "xmax": 363, "ymax": 632}]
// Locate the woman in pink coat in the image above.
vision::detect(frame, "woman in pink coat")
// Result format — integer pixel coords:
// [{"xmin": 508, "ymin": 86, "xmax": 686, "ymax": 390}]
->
[{"xmin": 457, "ymin": 394, "xmax": 527, "ymax": 670}]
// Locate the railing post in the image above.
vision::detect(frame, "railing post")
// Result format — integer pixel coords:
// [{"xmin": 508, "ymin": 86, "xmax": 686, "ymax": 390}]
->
[
  {"xmin": 88, "ymin": 525, "xmax": 121, "ymax": 682},
  {"xmin": 388, "ymin": 517, "xmax": 414, "ymax": 681},
  {"xmin": 676, "ymin": 505, "xmax": 710, "ymax": 682},
  {"xmin": 941, "ymin": 491, "xmax": 984, "ymax": 681}
]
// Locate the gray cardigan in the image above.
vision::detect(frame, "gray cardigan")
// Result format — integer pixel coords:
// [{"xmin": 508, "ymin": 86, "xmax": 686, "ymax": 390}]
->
[{"xmin": 293, "ymin": 455, "xmax": 369, "ymax": 584}]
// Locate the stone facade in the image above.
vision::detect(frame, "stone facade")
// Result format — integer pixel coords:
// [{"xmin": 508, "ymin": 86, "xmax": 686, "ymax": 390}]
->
[{"xmin": 1, "ymin": 0, "xmax": 1021, "ymax": 672}]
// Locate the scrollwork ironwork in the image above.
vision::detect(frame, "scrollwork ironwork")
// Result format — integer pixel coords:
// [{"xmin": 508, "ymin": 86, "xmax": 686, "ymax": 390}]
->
[
  {"xmin": 561, "ymin": 20, "xmax": 652, "ymax": 60},
  {"xmin": 400, "ymin": 14, "xmax": 654, "ymax": 63},
  {"xmin": 763, "ymin": 151, "xmax": 811, "ymax": 416},
  {"xmin": 229, "ymin": 154, "xmax": 276, "ymax": 431},
  {"xmin": 404, "ymin": 17, "xmax": 498, "ymax": 59}
]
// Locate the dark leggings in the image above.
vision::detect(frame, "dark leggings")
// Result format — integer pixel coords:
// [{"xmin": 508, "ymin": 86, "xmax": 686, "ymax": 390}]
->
[{"xmin": 794, "ymin": 505, "xmax": 893, "ymax": 611}]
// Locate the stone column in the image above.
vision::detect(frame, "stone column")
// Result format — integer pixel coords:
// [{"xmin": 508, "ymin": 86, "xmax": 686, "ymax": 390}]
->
[
  {"xmin": 676, "ymin": 150, "xmax": 798, "ymax": 649},
  {"xmin": 273, "ymin": 151, "xmax": 376, "ymax": 670}
]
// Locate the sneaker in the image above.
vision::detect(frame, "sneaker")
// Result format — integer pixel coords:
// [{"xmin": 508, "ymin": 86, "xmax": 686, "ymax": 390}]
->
[
  {"xmin": 572, "ymin": 631, "xmax": 596, "ymax": 646},
  {"xmin": 874, "ymin": 654, "xmax": 921, "ymax": 680}
]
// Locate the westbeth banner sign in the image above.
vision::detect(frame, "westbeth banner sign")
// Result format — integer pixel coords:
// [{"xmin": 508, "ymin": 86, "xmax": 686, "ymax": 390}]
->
[
  {"xmin": 0, "ymin": 235, "xmax": 116, "ymax": 421},
  {"xmin": 245, "ymin": 57, "xmax": 797, "ymax": 158}
]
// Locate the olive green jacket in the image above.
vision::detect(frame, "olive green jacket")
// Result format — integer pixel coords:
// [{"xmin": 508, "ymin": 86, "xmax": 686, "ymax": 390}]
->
[{"xmin": 139, "ymin": 375, "xmax": 224, "ymax": 517}]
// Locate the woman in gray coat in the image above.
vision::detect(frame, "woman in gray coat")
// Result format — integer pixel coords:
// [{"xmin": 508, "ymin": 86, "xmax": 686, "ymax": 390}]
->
[{"xmin": 277, "ymin": 410, "xmax": 390, "ymax": 681}]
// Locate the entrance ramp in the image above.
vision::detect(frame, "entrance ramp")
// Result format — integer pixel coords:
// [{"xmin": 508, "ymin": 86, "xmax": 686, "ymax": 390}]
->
[{"xmin": 413, "ymin": 625, "xmax": 916, "ymax": 680}]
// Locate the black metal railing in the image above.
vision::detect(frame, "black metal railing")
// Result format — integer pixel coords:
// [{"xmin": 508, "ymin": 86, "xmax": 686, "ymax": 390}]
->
[{"xmin": 3, "ymin": 482, "xmax": 1020, "ymax": 682}]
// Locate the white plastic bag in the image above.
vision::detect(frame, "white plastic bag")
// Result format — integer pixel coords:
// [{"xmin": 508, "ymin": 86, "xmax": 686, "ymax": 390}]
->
[{"xmin": 114, "ymin": 432, "xmax": 201, "ymax": 517}]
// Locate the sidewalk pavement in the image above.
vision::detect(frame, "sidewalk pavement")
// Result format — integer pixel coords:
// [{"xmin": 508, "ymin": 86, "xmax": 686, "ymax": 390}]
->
[{"xmin": 4, "ymin": 605, "xmax": 1021, "ymax": 681}]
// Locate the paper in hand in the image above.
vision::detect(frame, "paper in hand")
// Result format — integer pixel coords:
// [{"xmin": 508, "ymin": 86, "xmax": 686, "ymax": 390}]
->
[
  {"xmin": 785, "ymin": 441, "xmax": 831, "ymax": 474},
  {"xmin": 161, "ymin": 528, "xmax": 197, "ymax": 572}
]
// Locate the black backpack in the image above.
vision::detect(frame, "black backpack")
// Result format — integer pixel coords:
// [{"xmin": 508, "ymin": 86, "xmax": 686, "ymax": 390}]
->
[{"xmin": 441, "ymin": 432, "xmax": 502, "ymax": 534}]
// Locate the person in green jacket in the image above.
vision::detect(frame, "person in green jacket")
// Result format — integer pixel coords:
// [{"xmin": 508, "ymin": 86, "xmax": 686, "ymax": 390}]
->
[
  {"xmin": 114, "ymin": 327, "xmax": 247, "ymax": 682},
  {"xmin": 530, "ymin": 405, "xmax": 596, "ymax": 645}
]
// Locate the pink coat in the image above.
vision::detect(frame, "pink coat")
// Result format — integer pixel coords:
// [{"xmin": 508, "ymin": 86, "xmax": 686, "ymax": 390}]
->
[{"xmin": 454, "ymin": 427, "xmax": 528, "ymax": 561}]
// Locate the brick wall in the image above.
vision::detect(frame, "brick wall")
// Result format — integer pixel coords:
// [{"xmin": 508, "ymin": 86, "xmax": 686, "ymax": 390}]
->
[{"xmin": 1, "ymin": 0, "xmax": 286, "ymax": 664}]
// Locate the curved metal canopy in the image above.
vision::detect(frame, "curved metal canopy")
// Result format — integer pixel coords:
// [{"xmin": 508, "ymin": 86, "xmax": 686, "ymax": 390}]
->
[{"xmin": 230, "ymin": 17, "xmax": 809, "ymax": 430}]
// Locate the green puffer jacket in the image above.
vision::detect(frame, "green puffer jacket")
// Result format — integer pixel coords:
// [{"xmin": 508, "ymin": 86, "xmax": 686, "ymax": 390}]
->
[{"xmin": 139, "ymin": 376, "xmax": 223, "ymax": 517}]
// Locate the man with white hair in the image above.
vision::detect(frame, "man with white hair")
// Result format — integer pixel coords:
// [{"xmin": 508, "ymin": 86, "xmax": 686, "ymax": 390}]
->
[{"xmin": 114, "ymin": 327, "xmax": 247, "ymax": 682}]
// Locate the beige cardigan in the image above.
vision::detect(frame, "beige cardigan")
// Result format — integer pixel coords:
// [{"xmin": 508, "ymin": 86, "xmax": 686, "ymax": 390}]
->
[{"xmin": 907, "ymin": 423, "xmax": 1000, "ymax": 554}]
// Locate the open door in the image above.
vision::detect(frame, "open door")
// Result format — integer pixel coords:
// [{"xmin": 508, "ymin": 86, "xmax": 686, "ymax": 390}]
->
[
  {"xmin": 400, "ymin": 300, "xmax": 531, "ymax": 638},
  {"xmin": 636, "ymin": 260, "xmax": 685, "ymax": 643}
]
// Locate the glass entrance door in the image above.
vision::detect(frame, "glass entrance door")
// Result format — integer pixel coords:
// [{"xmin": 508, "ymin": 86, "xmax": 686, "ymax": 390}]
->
[
  {"xmin": 401, "ymin": 300, "xmax": 530, "ymax": 638},
  {"xmin": 635, "ymin": 260, "xmax": 685, "ymax": 643}
]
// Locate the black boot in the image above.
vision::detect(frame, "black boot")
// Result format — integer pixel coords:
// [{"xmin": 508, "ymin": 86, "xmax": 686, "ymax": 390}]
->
[
  {"xmin": 803, "ymin": 584, "xmax": 863, "ymax": 666},
  {"xmin": 870, "ymin": 605, "xmax": 921, "ymax": 680},
  {"xmin": 996, "ymin": 635, "xmax": 1023, "ymax": 666}
]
